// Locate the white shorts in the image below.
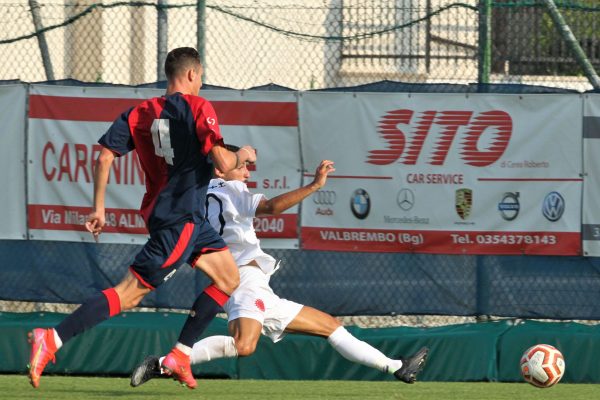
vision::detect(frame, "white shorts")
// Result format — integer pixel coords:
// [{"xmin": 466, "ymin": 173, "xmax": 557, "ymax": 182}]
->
[{"xmin": 223, "ymin": 265, "xmax": 303, "ymax": 343}]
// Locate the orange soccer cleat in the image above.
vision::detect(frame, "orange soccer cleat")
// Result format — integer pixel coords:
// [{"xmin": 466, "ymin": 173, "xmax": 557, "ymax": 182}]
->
[
  {"xmin": 28, "ymin": 328, "xmax": 57, "ymax": 388},
  {"xmin": 161, "ymin": 348, "xmax": 197, "ymax": 389}
]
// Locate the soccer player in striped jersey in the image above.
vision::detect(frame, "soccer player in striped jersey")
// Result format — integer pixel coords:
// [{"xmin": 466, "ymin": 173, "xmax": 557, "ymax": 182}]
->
[
  {"xmin": 28, "ymin": 48, "xmax": 255, "ymax": 390},
  {"xmin": 130, "ymin": 146, "xmax": 428, "ymax": 387}
]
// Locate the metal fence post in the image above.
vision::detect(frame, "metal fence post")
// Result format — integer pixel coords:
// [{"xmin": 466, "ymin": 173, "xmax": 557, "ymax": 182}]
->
[
  {"xmin": 197, "ymin": 0, "xmax": 207, "ymax": 82},
  {"xmin": 541, "ymin": 0, "xmax": 600, "ymax": 90},
  {"xmin": 477, "ymin": 0, "xmax": 492, "ymax": 87},
  {"xmin": 28, "ymin": 0, "xmax": 54, "ymax": 81},
  {"xmin": 157, "ymin": 0, "xmax": 168, "ymax": 82}
]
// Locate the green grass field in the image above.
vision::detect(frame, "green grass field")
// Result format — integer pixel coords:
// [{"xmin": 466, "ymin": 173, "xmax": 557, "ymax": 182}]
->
[{"xmin": 2, "ymin": 375, "xmax": 600, "ymax": 400}]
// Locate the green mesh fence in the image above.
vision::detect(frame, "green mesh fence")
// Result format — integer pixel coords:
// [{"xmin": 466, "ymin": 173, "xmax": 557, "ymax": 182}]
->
[{"xmin": 0, "ymin": 1, "xmax": 598, "ymax": 90}]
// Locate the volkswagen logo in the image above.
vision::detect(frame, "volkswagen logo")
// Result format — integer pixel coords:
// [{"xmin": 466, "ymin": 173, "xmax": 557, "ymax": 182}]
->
[
  {"xmin": 498, "ymin": 192, "xmax": 520, "ymax": 221},
  {"xmin": 396, "ymin": 188, "xmax": 415, "ymax": 211},
  {"xmin": 313, "ymin": 190, "xmax": 337, "ymax": 205},
  {"xmin": 542, "ymin": 191, "xmax": 565, "ymax": 222},
  {"xmin": 350, "ymin": 189, "xmax": 370, "ymax": 219}
]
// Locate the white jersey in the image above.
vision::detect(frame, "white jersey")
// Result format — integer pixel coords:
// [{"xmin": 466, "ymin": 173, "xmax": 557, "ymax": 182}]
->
[{"xmin": 206, "ymin": 178, "xmax": 277, "ymax": 274}]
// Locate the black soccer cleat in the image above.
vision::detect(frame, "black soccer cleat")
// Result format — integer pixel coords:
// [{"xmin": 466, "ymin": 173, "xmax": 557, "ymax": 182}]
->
[
  {"xmin": 393, "ymin": 347, "xmax": 429, "ymax": 384},
  {"xmin": 130, "ymin": 355, "xmax": 163, "ymax": 387}
]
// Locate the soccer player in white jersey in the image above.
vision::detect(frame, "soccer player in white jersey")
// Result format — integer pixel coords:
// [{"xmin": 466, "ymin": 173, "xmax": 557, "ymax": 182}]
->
[{"xmin": 130, "ymin": 146, "xmax": 428, "ymax": 386}]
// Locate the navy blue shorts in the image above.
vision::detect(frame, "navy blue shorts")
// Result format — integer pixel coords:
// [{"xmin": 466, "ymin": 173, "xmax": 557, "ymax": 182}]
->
[{"xmin": 130, "ymin": 220, "xmax": 227, "ymax": 289}]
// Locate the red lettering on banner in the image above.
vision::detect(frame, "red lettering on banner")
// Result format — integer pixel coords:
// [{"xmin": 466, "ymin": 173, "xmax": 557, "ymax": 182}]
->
[
  {"xmin": 367, "ymin": 109, "xmax": 512, "ymax": 167},
  {"xmin": 42, "ymin": 142, "xmax": 56, "ymax": 180},
  {"xmin": 253, "ymin": 214, "xmax": 297, "ymax": 238},
  {"xmin": 301, "ymin": 227, "xmax": 580, "ymax": 255},
  {"xmin": 58, "ymin": 143, "xmax": 73, "ymax": 182},
  {"xmin": 28, "ymin": 204, "xmax": 148, "ymax": 234},
  {"xmin": 367, "ymin": 110, "xmax": 411, "ymax": 165},
  {"xmin": 41, "ymin": 141, "xmax": 145, "ymax": 185},
  {"xmin": 74, "ymin": 143, "xmax": 90, "ymax": 182}
]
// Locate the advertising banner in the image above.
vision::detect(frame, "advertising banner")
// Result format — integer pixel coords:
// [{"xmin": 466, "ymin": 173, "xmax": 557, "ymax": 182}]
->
[
  {"xmin": 27, "ymin": 85, "xmax": 300, "ymax": 248},
  {"xmin": 299, "ymin": 92, "xmax": 582, "ymax": 255},
  {"xmin": 582, "ymin": 94, "xmax": 600, "ymax": 256},
  {"xmin": 0, "ymin": 84, "xmax": 27, "ymax": 239}
]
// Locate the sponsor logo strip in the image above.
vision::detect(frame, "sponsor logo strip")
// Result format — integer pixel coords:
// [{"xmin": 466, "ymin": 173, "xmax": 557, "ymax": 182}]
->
[{"xmin": 301, "ymin": 227, "xmax": 580, "ymax": 255}]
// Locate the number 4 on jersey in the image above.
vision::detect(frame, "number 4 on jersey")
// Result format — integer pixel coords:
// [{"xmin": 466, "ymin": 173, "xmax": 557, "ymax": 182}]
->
[{"xmin": 151, "ymin": 119, "xmax": 175, "ymax": 165}]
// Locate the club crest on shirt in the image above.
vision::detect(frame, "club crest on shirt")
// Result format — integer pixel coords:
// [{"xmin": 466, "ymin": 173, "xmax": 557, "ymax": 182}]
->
[{"xmin": 255, "ymin": 299, "xmax": 265, "ymax": 312}]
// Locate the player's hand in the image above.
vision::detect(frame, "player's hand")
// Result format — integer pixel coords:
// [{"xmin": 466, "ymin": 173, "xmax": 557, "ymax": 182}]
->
[
  {"xmin": 312, "ymin": 160, "xmax": 335, "ymax": 189},
  {"xmin": 85, "ymin": 210, "xmax": 106, "ymax": 242},
  {"xmin": 238, "ymin": 145, "xmax": 257, "ymax": 164}
]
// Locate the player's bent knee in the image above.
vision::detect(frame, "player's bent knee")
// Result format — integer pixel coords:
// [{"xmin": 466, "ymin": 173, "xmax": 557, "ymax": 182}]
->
[{"xmin": 235, "ymin": 341, "xmax": 257, "ymax": 357}]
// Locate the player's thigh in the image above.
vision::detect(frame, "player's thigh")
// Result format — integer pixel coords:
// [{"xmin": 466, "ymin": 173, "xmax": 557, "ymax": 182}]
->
[
  {"xmin": 193, "ymin": 250, "xmax": 239, "ymax": 293},
  {"xmin": 188, "ymin": 221, "xmax": 239, "ymax": 293},
  {"xmin": 285, "ymin": 306, "xmax": 342, "ymax": 338}
]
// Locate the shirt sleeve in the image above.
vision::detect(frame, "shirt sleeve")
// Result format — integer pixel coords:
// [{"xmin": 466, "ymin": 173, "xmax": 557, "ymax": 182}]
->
[
  {"xmin": 98, "ymin": 108, "xmax": 135, "ymax": 156},
  {"xmin": 188, "ymin": 96, "xmax": 224, "ymax": 155},
  {"xmin": 228, "ymin": 181, "xmax": 265, "ymax": 218}
]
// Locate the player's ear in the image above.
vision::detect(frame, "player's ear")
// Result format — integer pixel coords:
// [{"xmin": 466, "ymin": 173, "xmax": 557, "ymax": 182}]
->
[
  {"xmin": 187, "ymin": 67, "xmax": 196, "ymax": 83},
  {"xmin": 213, "ymin": 167, "xmax": 225, "ymax": 178}
]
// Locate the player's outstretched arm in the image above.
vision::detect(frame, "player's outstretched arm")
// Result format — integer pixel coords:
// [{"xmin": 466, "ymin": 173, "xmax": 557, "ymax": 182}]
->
[
  {"xmin": 85, "ymin": 146, "xmax": 115, "ymax": 241},
  {"xmin": 211, "ymin": 144, "xmax": 256, "ymax": 173},
  {"xmin": 256, "ymin": 160, "xmax": 335, "ymax": 216}
]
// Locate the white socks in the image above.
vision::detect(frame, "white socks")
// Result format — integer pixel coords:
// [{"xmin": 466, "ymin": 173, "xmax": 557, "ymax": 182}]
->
[
  {"xmin": 52, "ymin": 328, "xmax": 63, "ymax": 350},
  {"xmin": 190, "ymin": 335, "xmax": 238, "ymax": 365},
  {"xmin": 327, "ymin": 326, "xmax": 402, "ymax": 375},
  {"xmin": 169, "ymin": 329, "xmax": 401, "ymax": 376},
  {"xmin": 175, "ymin": 342, "xmax": 192, "ymax": 356}
]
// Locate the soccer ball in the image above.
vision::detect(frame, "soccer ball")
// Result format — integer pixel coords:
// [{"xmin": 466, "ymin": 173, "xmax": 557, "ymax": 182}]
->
[{"xmin": 520, "ymin": 344, "xmax": 565, "ymax": 388}]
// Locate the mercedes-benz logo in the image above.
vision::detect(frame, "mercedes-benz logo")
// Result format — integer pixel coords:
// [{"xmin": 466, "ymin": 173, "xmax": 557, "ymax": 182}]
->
[{"xmin": 396, "ymin": 188, "xmax": 415, "ymax": 211}]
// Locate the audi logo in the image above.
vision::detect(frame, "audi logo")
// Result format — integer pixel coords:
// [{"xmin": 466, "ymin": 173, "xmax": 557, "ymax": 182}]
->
[{"xmin": 313, "ymin": 190, "xmax": 337, "ymax": 205}]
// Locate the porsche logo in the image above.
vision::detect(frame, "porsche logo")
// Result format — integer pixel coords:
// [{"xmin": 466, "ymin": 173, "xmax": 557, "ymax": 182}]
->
[{"xmin": 455, "ymin": 188, "xmax": 472, "ymax": 220}]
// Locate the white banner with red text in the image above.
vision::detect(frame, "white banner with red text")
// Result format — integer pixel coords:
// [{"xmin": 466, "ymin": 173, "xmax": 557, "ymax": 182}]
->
[
  {"xmin": 299, "ymin": 92, "xmax": 582, "ymax": 255},
  {"xmin": 26, "ymin": 84, "xmax": 301, "ymax": 247},
  {"xmin": 0, "ymin": 84, "xmax": 27, "ymax": 239},
  {"xmin": 582, "ymin": 94, "xmax": 600, "ymax": 256}
]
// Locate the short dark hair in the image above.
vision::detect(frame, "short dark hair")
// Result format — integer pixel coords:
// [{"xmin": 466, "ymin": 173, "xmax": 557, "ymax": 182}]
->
[{"xmin": 164, "ymin": 47, "xmax": 202, "ymax": 80}]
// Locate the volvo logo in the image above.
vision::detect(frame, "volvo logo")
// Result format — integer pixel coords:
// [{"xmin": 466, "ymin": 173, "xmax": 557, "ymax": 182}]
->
[
  {"xmin": 313, "ymin": 190, "xmax": 337, "ymax": 205},
  {"xmin": 542, "ymin": 191, "xmax": 565, "ymax": 222},
  {"xmin": 396, "ymin": 188, "xmax": 415, "ymax": 211},
  {"xmin": 498, "ymin": 192, "xmax": 520, "ymax": 221},
  {"xmin": 350, "ymin": 189, "xmax": 370, "ymax": 219}
]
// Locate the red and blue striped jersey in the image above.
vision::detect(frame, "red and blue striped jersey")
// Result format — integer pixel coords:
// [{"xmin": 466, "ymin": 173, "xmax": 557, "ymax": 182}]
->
[{"xmin": 99, "ymin": 92, "xmax": 224, "ymax": 231}]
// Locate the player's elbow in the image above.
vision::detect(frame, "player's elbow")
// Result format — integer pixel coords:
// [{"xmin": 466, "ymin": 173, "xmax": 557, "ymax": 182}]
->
[
  {"xmin": 97, "ymin": 148, "xmax": 116, "ymax": 166},
  {"xmin": 261, "ymin": 202, "xmax": 281, "ymax": 216}
]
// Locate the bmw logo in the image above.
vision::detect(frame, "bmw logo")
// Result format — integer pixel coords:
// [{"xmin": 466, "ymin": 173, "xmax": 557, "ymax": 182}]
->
[
  {"xmin": 542, "ymin": 191, "xmax": 565, "ymax": 222},
  {"xmin": 350, "ymin": 189, "xmax": 370, "ymax": 219}
]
